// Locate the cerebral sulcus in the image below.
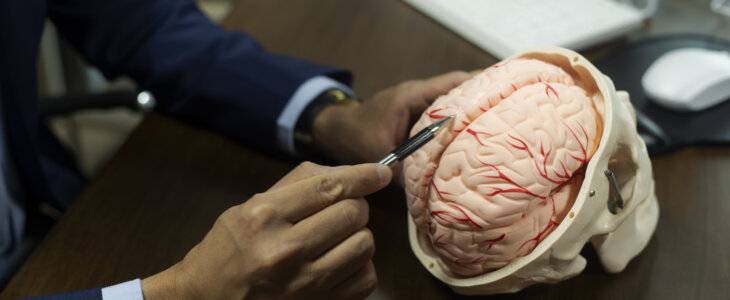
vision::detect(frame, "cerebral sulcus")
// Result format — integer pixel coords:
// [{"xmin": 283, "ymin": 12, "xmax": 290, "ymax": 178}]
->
[{"xmin": 404, "ymin": 58, "xmax": 603, "ymax": 277}]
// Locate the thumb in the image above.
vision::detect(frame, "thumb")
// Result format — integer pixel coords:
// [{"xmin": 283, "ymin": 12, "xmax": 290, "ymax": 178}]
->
[
  {"xmin": 407, "ymin": 71, "xmax": 474, "ymax": 115},
  {"xmin": 416, "ymin": 71, "xmax": 474, "ymax": 103}
]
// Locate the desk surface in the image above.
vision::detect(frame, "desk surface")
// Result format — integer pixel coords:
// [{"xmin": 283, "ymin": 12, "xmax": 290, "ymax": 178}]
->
[{"xmin": 3, "ymin": 0, "xmax": 730, "ymax": 299}]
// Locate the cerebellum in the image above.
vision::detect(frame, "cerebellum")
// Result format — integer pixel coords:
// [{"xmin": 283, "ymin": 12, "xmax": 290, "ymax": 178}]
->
[{"xmin": 403, "ymin": 58, "xmax": 602, "ymax": 277}]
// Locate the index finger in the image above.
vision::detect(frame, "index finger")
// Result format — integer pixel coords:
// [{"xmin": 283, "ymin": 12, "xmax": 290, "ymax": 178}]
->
[
  {"xmin": 413, "ymin": 71, "xmax": 474, "ymax": 104},
  {"xmin": 268, "ymin": 162, "xmax": 343, "ymax": 192},
  {"xmin": 269, "ymin": 163, "xmax": 392, "ymax": 222},
  {"xmin": 405, "ymin": 71, "xmax": 474, "ymax": 118}
]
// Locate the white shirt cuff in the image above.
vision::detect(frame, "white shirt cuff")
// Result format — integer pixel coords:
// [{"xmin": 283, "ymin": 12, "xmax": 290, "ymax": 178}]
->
[
  {"xmin": 101, "ymin": 278, "xmax": 144, "ymax": 300},
  {"xmin": 276, "ymin": 76, "xmax": 354, "ymax": 156}
]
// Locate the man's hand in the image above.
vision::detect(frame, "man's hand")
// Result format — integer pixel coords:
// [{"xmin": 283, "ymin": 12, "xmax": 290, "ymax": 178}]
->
[
  {"xmin": 142, "ymin": 162, "xmax": 392, "ymax": 300},
  {"xmin": 311, "ymin": 71, "xmax": 473, "ymax": 165}
]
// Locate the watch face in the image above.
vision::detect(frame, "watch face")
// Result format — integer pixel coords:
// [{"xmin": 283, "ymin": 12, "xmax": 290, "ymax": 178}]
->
[
  {"xmin": 326, "ymin": 89, "xmax": 361, "ymax": 106},
  {"xmin": 326, "ymin": 89, "xmax": 348, "ymax": 100}
]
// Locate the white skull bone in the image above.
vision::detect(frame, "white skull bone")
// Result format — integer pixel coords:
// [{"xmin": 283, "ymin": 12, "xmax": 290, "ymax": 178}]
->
[{"xmin": 405, "ymin": 46, "xmax": 659, "ymax": 295}]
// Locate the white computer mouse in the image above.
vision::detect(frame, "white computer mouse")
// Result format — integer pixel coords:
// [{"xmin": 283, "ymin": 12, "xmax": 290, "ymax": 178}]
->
[{"xmin": 642, "ymin": 47, "xmax": 730, "ymax": 111}]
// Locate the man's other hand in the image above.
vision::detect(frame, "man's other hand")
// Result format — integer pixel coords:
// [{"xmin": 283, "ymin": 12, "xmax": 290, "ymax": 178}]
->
[
  {"xmin": 141, "ymin": 162, "xmax": 392, "ymax": 300},
  {"xmin": 311, "ymin": 71, "xmax": 473, "ymax": 165}
]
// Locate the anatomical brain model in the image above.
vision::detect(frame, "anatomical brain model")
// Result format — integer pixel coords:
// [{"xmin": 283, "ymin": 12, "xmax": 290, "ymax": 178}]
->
[{"xmin": 403, "ymin": 47, "xmax": 659, "ymax": 295}]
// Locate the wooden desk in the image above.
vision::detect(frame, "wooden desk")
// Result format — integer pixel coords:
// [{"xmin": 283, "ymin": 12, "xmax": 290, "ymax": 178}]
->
[{"xmin": 3, "ymin": 0, "xmax": 729, "ymax": 299}]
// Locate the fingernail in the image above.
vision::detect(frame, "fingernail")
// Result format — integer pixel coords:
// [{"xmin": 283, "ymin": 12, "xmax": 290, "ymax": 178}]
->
[{"xmin": 377, "ymin": 165, "xmax": 392, "ymax": 184}]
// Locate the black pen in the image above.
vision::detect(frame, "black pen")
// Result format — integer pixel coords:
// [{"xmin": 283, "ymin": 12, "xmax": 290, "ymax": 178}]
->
[{"xmin": 377, "ymin": 115, "xmax": 455, "ymax": 166}]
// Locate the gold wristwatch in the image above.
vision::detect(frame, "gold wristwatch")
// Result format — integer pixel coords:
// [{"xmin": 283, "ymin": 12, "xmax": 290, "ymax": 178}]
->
[{"xmin": 293, "ymin": 88, "xmax": 360, "ymax": 159}]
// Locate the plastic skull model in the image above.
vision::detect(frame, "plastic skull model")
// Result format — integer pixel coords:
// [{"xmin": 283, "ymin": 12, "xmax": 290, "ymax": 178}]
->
[{"xmin": 402, "ymin": 46, "xmax": 659, "ymax": 295}]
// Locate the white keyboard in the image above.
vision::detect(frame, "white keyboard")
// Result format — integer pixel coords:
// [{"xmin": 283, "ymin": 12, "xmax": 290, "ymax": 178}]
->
[{"xmin": 404, "ymin": 0, "xmax": 646, "ymax": 58}]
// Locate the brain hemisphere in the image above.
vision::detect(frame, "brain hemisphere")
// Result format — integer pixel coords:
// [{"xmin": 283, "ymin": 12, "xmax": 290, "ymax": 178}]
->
[{"xmin": 403, "ymin": 58, "xmax": 602, "ymax": 277}]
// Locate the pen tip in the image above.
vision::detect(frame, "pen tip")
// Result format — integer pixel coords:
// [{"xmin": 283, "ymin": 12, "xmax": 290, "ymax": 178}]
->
[{"xmin": 432, "ymin": 114, "xmax": 456, "ymax": 128}]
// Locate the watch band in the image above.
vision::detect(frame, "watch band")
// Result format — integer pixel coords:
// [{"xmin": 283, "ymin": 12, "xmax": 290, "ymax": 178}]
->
[{"xmin": 293, "ymin": 89, "xmax": 360, "ymax": 160}]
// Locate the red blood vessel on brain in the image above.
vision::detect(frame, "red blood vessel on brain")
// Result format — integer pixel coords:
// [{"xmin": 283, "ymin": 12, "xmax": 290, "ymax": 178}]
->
[{"xmin": 404, "ymin": 58, "xmax": 603, "ymax": 277}]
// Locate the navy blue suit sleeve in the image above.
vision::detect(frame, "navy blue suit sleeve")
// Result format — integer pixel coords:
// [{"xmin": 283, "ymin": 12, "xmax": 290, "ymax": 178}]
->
[
  {"xmin": 47, "ymin": 0, "xmax": 351, "ymax": 154},
  {"xmin": 22, "ymin": 287, "xmax": 101, "ymax": 300}
]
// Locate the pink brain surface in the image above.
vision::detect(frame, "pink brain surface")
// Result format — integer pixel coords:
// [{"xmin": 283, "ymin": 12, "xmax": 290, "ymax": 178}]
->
[{"xmin": 403, "ymin": 57, "xmax": 603, "ymax": 277}]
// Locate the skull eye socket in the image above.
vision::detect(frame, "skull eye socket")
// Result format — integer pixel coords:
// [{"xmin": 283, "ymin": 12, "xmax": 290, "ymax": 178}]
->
[{"xmin": 606, "ymin": 143, "xmax": 639, "ymax": 214}]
